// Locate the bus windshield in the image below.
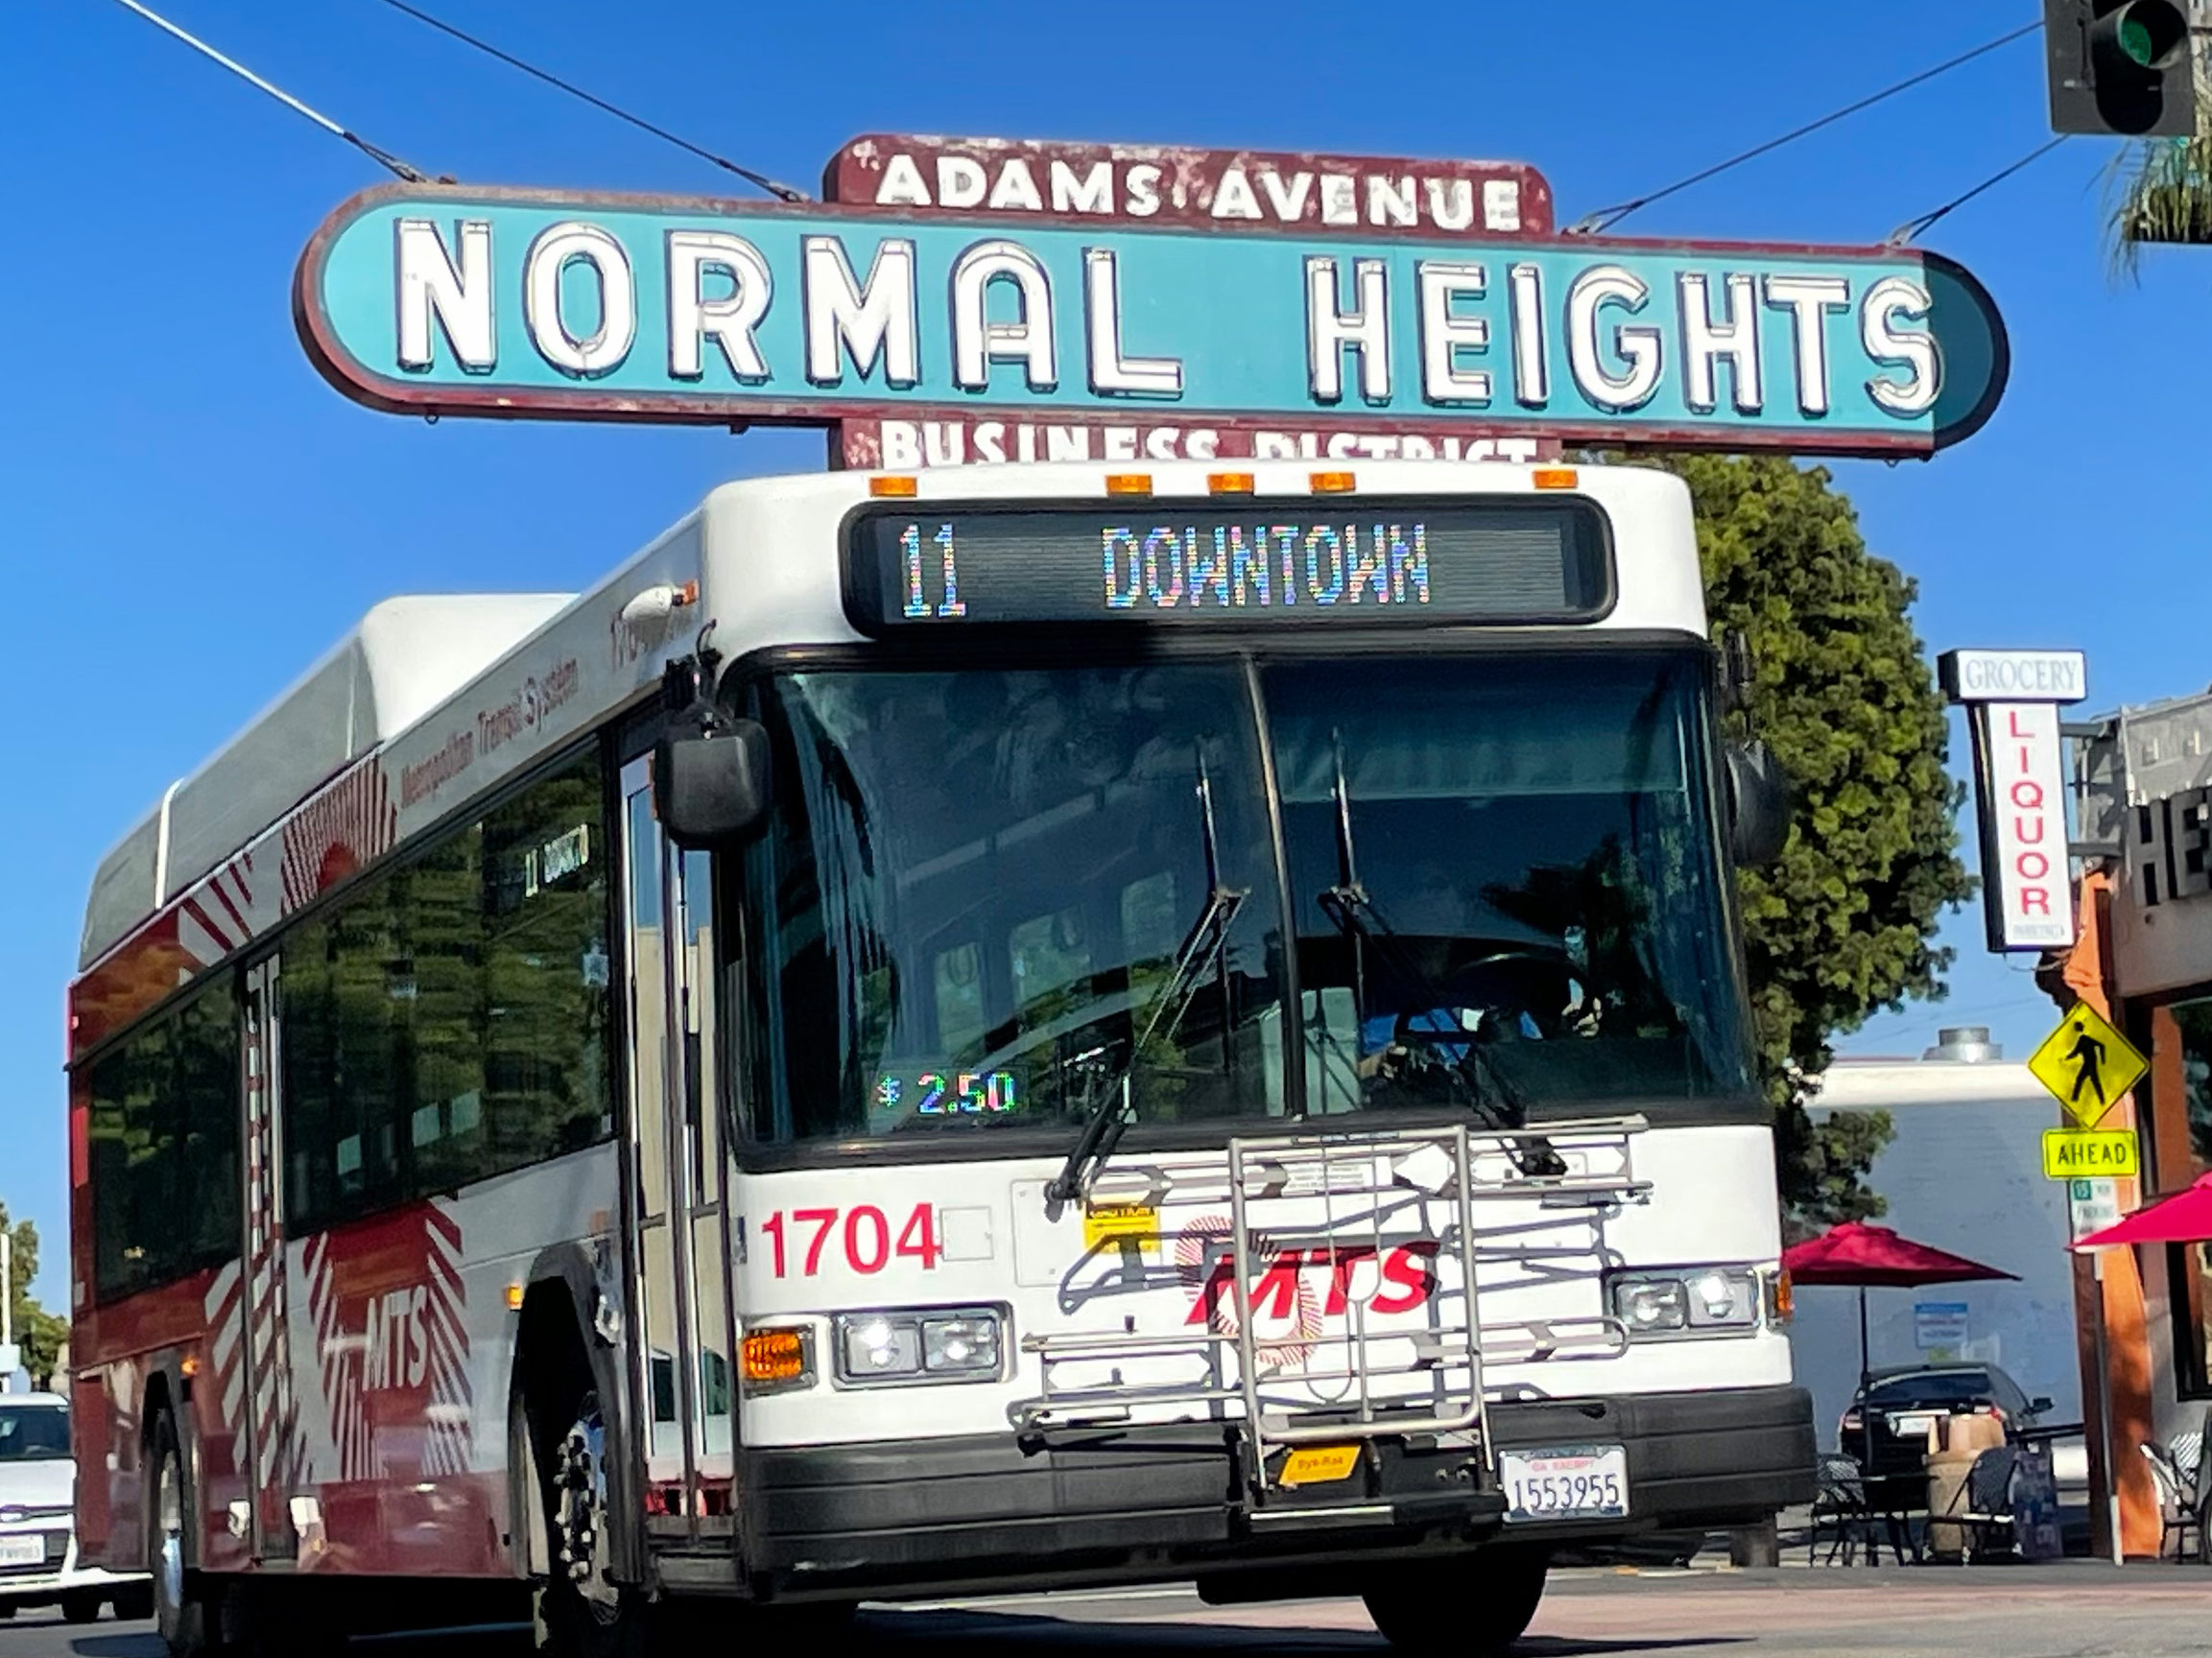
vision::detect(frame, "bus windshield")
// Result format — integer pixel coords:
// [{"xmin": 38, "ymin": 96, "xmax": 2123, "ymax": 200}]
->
[{"xmin": 731, "ymin": 649, "xmax": 1753, "ymax": 1149}]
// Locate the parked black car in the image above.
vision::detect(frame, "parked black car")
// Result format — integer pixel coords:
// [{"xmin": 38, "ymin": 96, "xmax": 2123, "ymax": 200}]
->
[{"xmin": 1839, "ymin": 1363, "xmax": 2054, "ymax": 1481}]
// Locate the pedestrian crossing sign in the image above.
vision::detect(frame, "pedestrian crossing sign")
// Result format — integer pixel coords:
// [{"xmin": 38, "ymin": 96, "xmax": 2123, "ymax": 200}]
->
[{"xmin": 2026, "ymin": 1003, "xmax": 2146, "ymax": 1128}]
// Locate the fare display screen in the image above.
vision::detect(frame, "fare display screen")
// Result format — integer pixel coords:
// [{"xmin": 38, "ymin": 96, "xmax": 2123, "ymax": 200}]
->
[{"xmin": 844, "ymin": 499, "xmax": 1610, "ymax": 632}]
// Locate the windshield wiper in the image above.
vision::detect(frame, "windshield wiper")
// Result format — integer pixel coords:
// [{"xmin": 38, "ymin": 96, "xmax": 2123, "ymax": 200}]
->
[
  {"xmin": 1318, "ymin": 732, "xmax": 1567, "ymax": 1177},
  {"xmin": 1046, "ymin": 754, "xmax": 1248, "ymax": 1208}
]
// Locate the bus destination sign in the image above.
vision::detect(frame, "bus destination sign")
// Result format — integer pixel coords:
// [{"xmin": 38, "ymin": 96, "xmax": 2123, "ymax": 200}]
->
[
  {"xmin": 297, "ymin": 163, "xmax": 2008, "ymax": 460},
  {"xmin": 844, "ymin": 501, "xmax": 1608, "ymax": 631}
]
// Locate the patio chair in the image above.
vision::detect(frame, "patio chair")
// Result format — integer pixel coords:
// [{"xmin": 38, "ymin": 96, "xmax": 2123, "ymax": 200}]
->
[
  {"xmin": 2171, "ymin": 1427, "xmax": 2204, "ymax": 1517},
  {"xmin": 1933, "ymin": 1444, "xmax": 2018, "ymax": 1564},
  {"xmin": 2140, "ymin": 1442, "xmax": 2200, "ymax": 1560},
  {"xmin": 1809, "ymin": 1454, "xmax": 1900, "ymax": 1566}
]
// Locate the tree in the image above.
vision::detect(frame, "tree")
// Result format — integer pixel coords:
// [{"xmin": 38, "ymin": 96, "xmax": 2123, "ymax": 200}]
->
[
  {"xmin": 1645, "ymin": 454, "xmax": 1976, "ymax": 1233},
  {"xmin": 0, "ymin": 1207, "xmax": 69, "ymax": 1386}
]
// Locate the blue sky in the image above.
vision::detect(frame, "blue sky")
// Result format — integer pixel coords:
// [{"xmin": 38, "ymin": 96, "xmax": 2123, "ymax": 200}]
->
[{"xmin": 5, "ymin": 0, "xmax": 2190, "ymax": 1293}]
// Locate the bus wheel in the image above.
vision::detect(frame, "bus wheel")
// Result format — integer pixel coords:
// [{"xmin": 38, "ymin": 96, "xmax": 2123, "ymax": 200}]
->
[
  {"xmin": 146, "ymin": 1410, "xmax": 214, "ymax": 1658},
  {"xmin": 535, "ymin": 1391, "xmax": 643, "ymax": 1658},
  {"xmin": 1362, "ymin": 1545, "xmax": 1549, "ymax": 1657}
]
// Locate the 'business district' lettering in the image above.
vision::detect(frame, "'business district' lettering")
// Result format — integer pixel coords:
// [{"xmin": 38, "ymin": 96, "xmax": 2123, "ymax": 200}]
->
[{"xmin": 390, "ymin": 218, "xmax": 1939, "ymax": 420}]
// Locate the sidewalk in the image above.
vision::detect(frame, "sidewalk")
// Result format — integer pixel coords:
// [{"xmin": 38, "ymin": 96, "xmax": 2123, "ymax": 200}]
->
[{"xmin": 1558, "ymin": 1492, "xmax": 2100, "ymax": 1574}]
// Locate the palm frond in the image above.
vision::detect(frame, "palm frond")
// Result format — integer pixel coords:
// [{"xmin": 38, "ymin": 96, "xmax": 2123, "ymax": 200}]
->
[{"xmin": 2106, "ymin": 131, "xmax": 2212, "ymax": 277}]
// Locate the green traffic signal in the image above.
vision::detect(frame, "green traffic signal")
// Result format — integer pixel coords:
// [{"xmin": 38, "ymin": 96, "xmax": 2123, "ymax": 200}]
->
[
  {"xmin": 2048, "ymin": 0, "xmax": 2198, "ymax": 135},
  {"xmin": 2100, "ymin": 0, "xmax": 2187, "ymax": 72}
]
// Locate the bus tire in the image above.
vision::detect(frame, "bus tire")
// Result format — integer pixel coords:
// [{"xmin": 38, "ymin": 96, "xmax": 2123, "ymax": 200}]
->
[
  {"xmin": 115, "ymin": 1581, "xmax": 156, "ymax": 1622},
  {"xmin": 146, "ymin": 1409, "xmax": 217, "ymax": 1658},
  {"xmin": 532, "ymin": 1389, "xmax": 645, "ymax": 1658},
  {"xmin": 1362, "ymin": 1544, "xmax": 1549, "ymax": 1657}
]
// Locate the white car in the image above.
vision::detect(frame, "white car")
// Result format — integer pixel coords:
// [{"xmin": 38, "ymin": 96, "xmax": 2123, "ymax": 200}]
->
[{"xmin": 0, "ymin": 1393, "xmax": 149, "ymax": 1622}]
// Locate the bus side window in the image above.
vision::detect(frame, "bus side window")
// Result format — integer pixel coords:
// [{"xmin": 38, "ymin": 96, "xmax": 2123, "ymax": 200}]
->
[{"xmin": 85, "ymin": 977, "xmax": 240, "ymax": 1302}]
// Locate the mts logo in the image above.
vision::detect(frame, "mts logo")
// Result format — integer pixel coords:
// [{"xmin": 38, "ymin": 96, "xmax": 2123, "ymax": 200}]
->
[
  {"xmin": 363, "ymin": 1285, "xmax": 432, "ymax": 1390},
  {"xmin": 1185, "ymin": 1242, "xmax": 1439, "ymax": 1327}
]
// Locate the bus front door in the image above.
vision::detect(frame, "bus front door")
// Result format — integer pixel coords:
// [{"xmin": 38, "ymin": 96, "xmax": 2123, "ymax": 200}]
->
[
  {"xmin": 620, "ymin": 757, "xmax": 737, "ymax": 1545},
  {"xmin": 238, "ymin": 957, "xmax": 301, "ymax": 1563}
]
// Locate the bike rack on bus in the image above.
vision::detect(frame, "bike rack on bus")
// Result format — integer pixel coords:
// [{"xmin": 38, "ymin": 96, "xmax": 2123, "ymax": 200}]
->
[{"xmin": 1009, "ymin": 1117, "xmax": 1652, "ymax": 1496}]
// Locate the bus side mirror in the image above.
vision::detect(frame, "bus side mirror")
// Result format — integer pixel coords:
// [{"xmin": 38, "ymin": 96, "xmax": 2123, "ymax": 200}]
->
[
  {"xmin": 1725, "ymin": 739, "xmax": 1794, "ymax": 868},
  {"xmin": 655, "ymin": 721, "xmax": 771, "ymax": 846}
]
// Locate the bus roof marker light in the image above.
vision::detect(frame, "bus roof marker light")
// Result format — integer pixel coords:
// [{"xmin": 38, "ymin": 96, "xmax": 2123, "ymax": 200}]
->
[
  {"xmin": 869, "ymin": 475, "xmax": 919, "ymax": 498},
  {"xmin": 1207, "ymin": 471, "xmax": 1255, "ymax": 496},
  {"xmin": 1311, "ymin": 470, "xmax": 1356, "ymax": 494},
  {"xmin": 1533, "ymin": 467, "xmax": 1580, "ymax": 490},
  {"xmin": 1105, "ymin": 473, "xmax": 1152, "ymax": 497}
]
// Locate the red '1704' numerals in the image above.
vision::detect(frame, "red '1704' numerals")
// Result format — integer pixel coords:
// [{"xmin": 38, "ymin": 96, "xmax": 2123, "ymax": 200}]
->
[{"xmin": 758, "ymin": 1204, "xmax": 940, "ymax": 1277}]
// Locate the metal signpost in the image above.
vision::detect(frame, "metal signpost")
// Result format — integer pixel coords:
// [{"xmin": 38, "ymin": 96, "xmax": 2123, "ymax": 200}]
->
[{"xmin": 2019, "ymin": 973, "xmax": 2143, "ymax": 1574}]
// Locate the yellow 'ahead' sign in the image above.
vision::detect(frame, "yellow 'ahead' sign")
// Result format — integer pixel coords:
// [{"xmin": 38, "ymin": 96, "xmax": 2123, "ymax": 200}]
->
[
  {"xmin": 2042, "ymin": 1128, "xmax": 2140, "ymax": 1179},
  {"xmin": 2027, "ymin": 1003, "xmax": 2147, "ymax": 1127}
]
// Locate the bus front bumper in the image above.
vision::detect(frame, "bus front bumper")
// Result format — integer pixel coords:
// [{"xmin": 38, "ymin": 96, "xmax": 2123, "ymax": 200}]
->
[{"xmin": 736, "ymin": 1384, "xmax": 1814, "ymax": 1599}]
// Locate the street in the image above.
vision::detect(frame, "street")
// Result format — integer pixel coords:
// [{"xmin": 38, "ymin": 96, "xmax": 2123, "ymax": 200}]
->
[{"xmin": 8, "ymin": 1566, "xmax": 2212, "ymax": 1658}]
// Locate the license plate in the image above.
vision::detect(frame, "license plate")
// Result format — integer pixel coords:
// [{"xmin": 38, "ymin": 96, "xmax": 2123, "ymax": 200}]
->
[
  {"xmin": 1279, "ymin": 1445, "xmax": 1362, "ymax": 1487},
  {"xmin": 1500, "ymin": 1445, "xmax": 1629, "ymax": 1522},
  {"xmin": 0, "ymin": 1535, "xmax": 43, "ymax": 1567},
  {"xmin": 1891, "ymin": 1413, "xmax": 1936, "ymax": 1437}
]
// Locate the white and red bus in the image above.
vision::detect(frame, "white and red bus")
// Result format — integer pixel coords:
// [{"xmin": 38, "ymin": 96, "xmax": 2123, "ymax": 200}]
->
[{"xmin": 68, "ymin": 459, "xmax": 1812, "ymax": 1658}]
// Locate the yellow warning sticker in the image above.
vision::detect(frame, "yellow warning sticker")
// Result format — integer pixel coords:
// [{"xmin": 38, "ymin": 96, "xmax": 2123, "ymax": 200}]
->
[
  {"xmin": 1279, "ymin": 1445, "xmax": 1363, "ymax": 1487},
  {"xmin": 1082, "ymin": 1203, "xmax": 1158, "ymax": 1252}
]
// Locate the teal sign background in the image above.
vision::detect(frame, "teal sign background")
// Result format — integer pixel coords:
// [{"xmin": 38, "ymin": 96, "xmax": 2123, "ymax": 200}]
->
[{"xmin": 297, "ymin": 183, "xmax": 2007, "ymax": 456}]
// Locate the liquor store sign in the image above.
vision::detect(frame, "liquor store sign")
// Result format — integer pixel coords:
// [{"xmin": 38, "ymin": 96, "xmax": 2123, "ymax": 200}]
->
[{"xmin": 297, "ymin": 135, "xmax": 2008, "ymax": 460}]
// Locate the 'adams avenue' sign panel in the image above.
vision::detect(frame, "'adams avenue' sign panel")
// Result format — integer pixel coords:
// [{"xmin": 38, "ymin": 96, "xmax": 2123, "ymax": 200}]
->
[{"xmin": 297, "ymin": 181, "xmax": 2008, "ymax": 457}]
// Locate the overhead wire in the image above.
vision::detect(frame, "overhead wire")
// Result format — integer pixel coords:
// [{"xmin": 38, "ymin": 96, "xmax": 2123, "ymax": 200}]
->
[
  {"xmin": 1887, "ymin": 135, "xmax": 2075, "ymax": 244},
  {"xmin": 107, "ymin": 0, "xmax": 432, "ymax": 182},
  {"xmin": 1566, "ymin": 19, "xmax": 2044, "ymax": 235},
  {"xmin": 373, "ymin": 0, "xmax": 806, "ymax": 201}
]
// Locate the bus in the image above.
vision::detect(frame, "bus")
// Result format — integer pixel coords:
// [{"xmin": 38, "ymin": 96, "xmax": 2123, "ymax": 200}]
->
[{"xmin": 67, "ymin": 458, "xmax": 1813, "ymax": 1658}]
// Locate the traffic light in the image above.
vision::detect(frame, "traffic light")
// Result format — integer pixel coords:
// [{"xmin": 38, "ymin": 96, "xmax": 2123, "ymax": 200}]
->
[{"xmin": 2046, "ymin": 0, "xmax": 2199, "ymax": 137}]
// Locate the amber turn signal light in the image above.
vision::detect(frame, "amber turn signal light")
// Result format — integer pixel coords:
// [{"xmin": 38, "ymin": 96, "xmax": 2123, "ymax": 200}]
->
[{"xmin": 742, "ymin": 1327, "xmax": 815, "ymax": 1392}]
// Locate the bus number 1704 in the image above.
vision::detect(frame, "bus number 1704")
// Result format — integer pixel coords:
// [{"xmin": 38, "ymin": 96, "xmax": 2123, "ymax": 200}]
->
[{"xmin": 758, "ymin": 1204, "xmax": 941, "ymax": 1276}]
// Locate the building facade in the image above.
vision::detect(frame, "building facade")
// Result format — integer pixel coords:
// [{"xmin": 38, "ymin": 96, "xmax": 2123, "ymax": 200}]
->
[
  {"xmin": 2050, "ymin": 691, "xmax": 2212, "ymax": 1555},
  {"xmin": 1801, "ymin": 1030, "xmax": 2081, "ymax": 1453}
]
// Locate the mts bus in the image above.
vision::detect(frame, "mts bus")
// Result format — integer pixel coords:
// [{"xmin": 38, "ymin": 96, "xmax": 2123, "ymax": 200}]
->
[{"xmin": 68, "ymin": 460, "xmax": 1812, "ymax": 1658}]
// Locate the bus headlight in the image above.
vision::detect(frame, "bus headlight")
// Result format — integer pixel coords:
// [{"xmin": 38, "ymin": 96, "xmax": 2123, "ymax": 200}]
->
[
  {"xmin": 832, "ymin": 1307, "xmax": 1006, "ymax": 1386},
  {"xmin": 1609, "ymin": 1269, "xmax": 1761, "ymax": 1339}
]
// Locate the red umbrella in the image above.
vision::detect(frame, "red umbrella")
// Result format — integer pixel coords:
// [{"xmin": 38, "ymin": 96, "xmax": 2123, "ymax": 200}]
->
[
  {"xmin": 2072, "ymin": 1172, "xmax": 2212, "ymax": 1249},
  {"xmin": 1785, "ymin": 1221, "xmax": 2022, "ymax": 1289},
  {"xmin": 1781, "ymin": 1222, "xmax": 2018, "ymax": 1470}
]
